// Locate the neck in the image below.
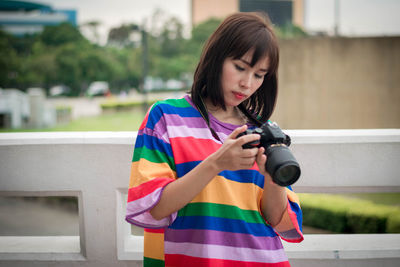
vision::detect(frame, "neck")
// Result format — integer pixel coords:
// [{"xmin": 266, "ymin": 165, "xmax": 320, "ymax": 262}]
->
[{"xmin": 204, "ymin": 98, "xmax": 245, "ymax": 125}]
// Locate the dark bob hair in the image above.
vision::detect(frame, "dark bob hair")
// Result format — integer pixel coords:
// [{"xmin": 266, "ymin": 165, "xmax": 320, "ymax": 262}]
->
[{"xmin": 190, "ymin": 12, "xmax": 279, "ymax": 124}]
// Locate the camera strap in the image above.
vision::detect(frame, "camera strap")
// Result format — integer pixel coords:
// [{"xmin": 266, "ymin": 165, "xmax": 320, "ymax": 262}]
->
[
  {"xmin": 237, "ymin": 104, "xmax": 263, "ymax": 127},
  {"xmin": 196, "ymin": 96, "xmax": 222, "ymax": 142}
]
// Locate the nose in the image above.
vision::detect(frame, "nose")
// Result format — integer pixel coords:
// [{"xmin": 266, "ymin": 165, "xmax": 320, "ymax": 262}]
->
[{"xmin": 239, "ymin": 74, "xmax": 252, "ymax": 89}]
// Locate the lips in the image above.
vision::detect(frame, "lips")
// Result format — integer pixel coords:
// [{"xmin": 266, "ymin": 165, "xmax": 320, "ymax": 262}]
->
[{"xmin": 233, "ymin": 92, "xmax": 246, "ymax": 100}]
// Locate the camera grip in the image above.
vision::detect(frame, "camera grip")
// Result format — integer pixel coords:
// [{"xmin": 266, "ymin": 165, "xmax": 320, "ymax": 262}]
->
[{"xmin": 237, "ymin": 129, "xmax": 260, "ymax": 149}]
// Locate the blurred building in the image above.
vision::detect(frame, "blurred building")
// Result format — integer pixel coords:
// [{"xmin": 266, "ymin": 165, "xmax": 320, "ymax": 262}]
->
[
  {"xmin": 0, "ymin": 88, "xmax": 56, "ymax": 129},
  {"xmin": 0, "ymin": 0, "xmax": 77, "ymax": 36},
  {"xmin": 191, "ymin": 0, "xmax": 304, "ymax": 27}
]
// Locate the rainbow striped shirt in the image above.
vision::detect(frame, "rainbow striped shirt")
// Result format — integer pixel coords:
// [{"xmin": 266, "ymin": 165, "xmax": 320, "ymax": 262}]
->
[{"xmin": 126, "ymin": 95, "xmax": 303, "ymax": 267}]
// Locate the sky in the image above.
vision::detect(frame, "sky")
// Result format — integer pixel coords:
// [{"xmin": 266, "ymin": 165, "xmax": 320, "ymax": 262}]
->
[
  {"xmin": 40, "ymin": 0, "xmax": 191, "ymax": 43},
  {"xmin": 37, "ymin": 0, "xmax": 400, "ymax": 43}
]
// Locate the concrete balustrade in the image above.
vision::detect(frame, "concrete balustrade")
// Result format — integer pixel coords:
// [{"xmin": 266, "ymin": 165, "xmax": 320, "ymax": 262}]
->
[{"xmin": 0, "ymin": 130, "xmax": 399, "ymax": 267}]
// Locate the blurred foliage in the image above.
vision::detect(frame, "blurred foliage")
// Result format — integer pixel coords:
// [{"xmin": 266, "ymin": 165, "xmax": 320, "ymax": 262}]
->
[
  {"xmin": 0, "ymin": 11, "xmax": 306, "ymax": 96},
  {"xmin": 40, "ymin": 22, "xmax": 85, "ymax": 47},
  {"xmin": 275, "ymin": 22, "xmax": 308, "ymax": 39}
]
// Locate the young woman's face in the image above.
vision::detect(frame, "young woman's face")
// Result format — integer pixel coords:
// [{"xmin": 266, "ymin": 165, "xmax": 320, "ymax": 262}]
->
[{"xmin": 221, "ymin": 51, "xmax": 269, "ymax": 108}]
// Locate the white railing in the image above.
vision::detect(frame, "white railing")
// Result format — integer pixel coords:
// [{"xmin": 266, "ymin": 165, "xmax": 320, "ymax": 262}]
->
[{"xmin": 0, "ymin": 130, "xmax": 399, "ymax": 267}]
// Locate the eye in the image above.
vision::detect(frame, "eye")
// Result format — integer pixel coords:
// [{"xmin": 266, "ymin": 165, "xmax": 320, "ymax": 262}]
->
[
  {"xmin": 254, "ymin": 73, "xmax": 264, "ymax": 79},
  {"xmin": 234, "ymin": 64, "xmax": 245, "ymax": 71}
]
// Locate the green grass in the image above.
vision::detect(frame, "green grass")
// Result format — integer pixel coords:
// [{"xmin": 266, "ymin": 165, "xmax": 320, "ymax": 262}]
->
[{"xmin": 0, "ymin": 111, "xmax": 146, "ymax": 132}]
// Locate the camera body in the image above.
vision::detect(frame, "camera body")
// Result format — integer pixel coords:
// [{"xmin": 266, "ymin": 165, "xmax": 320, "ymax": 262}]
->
[{"xmin": 238, "ymin": 121, "xmax": 301, "ymax": 186}]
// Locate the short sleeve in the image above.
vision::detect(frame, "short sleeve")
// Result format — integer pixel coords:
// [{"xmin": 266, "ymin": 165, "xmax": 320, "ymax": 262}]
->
[
  {"xmin": 125, "ymin": 104, "xmax": 177, "ymax": 228},
  {"xmin": 273, "ymin": 186, "xmax": 304, "ymax": 242}
]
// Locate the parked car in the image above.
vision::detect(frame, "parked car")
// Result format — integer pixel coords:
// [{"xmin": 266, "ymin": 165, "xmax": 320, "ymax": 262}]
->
[
  {"xmin": 49, "ymin": 85, "xmax": 71, "ymax": 97},
  {"xmin": 86, "ymin": 81, "xmax": 110, "ymax": 97}
]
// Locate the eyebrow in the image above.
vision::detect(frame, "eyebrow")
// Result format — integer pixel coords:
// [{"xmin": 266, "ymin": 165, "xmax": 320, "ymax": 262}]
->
[{"xmin": 240, "ymin": 59, "xmax": 268, "ymax": 72}]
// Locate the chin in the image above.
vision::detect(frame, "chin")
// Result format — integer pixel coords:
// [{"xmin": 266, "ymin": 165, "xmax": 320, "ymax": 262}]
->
[{"xmin": 225, "ymin": 101, "xmax": 239, "ymax": 108}]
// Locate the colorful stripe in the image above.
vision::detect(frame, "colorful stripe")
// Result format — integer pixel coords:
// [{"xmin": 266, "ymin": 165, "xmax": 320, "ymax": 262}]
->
[
  {"xmin": 165, "ymin": 229, "xmax": 283, "ymax": 250},
  {"xmin": 144, "ymin": 228, "xmax": 165, "ymax": 234},
  {"xmin": 144, "ymin": 257, "xmax": 164, "ymax": 267},
  {"xmin": 165, "ymin": 254, "xmax": 291, "ymax": 267},
  {"xmin": 126, "ymin": 186, "xmax": 177, "ymax": 228},
  {"xmin": 133, "ymin": 139, "xmax": 175, "ymax": 165},
  {"xmin": 176, "ymin": 161, "xmax": 263, "ymax": 187},
  {"xmin": 135, "ymin": 132, "xmax": 174, "ymax": 156},
  {"xmin": 171, "ymin": 136, "xmax": 221, "ymax": 164},
  {"xmin": 170, "ymin": 215, "xmax": 276, "ymax": 237},
  {"xmin": 127, "ymin": 177, "xmax": 173, "ymax": 201},
  {"xmin": 126, "ymin": 96, "xmax": 303, "ymax": 266},
  {"xmin": 164, "ymin": 242, "xmax": 288, "ymax": 263},
  {"xmin": 178, "ymin": 202, "xmax": 265, "ymax": 224},
  {"xmin": 145, "ymin": 104, "xmax": 201, "ymax": 130},
  {"xmin": 190, "ymin": 175, "xmax": 263, "ymax": 211},
  {"xmin": 144, "ymin": 231, "xmax": 165, "ymax": 260},
  {"xmin": 129, "ymin": 160, "xmax": 176, "ymax": 188}
]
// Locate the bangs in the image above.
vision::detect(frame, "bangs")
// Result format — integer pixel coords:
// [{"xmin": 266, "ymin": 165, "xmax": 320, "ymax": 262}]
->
[{"xmin": 228, "ymin": 24, "xmax": 279, "ymax": 75}]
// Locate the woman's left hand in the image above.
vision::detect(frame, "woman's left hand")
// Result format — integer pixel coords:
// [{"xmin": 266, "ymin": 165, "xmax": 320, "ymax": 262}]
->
[
  {"xmin": 255, "ymin": 147, "xmax": 270, "ymax": 180},
  {"xmin": 256, "ymin": 147, "xmax": 288, "ymax": 226}
]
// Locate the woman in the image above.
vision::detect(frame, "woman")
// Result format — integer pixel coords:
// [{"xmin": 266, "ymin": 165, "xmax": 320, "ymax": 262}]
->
[{"xmin": 126, "ymin": 12, "xmax": 303, "ymax": 267}]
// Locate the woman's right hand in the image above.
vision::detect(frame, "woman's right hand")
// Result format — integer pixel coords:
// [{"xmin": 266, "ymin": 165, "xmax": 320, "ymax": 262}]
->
[
  {"xmin": 208, "ymin": 125, "xmax": 261, "ymax": 172},
  {"xmin": 150, "ymin": 125, "xmax": 260, "ymax": 220}
]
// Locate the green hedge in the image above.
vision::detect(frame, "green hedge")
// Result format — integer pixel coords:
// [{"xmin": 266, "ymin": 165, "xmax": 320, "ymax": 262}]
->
[
  {"xmin": 100, "ymin": 100, "xmax": 158, "ymax": 112},
  {"xmin": 299, "ymin": 193, "xmax": 400, "ymax": 233}
]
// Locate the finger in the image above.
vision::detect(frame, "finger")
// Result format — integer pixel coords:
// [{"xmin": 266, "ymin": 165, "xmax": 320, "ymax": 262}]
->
[
  {"xmin": 241, "ymin": 148, "xmax": 259, "ymax": 158},
  {"xmin": 256, "ymin": 147, "xmax": 267, "ymax": 172},
  {"xmin": 228, "ymin": 125, "xmax": 248, "ymax": 140},
  {"xmin": 258, "ymin": 147, "xmax": 265, "ymax": 157},
  {"xmin": 237, "ymin": 134, "xmax": 260, "ymax": 146},
  {"xmin": 257, "ymin": 147, "xmax": 266, "ymax": 162}
]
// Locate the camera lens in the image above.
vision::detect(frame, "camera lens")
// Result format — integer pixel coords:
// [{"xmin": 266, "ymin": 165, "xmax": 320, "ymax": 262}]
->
[
  {"xmin": 275, "ymin": 164, "xmax": 300, "ymax": 186},
  {"xmin": 265, "ymin": 145, "xmax": 301, "ymax": 186}
]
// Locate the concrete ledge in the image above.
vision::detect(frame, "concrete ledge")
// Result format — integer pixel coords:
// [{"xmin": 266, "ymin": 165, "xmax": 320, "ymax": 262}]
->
[
  {"xmin": 1, "ymin": 129, "xmax": 399, "ymax": 145},
  {"xmin": 0, "ymin": 130, "xmax": 399, "ymax": 266},
  {"xmin": 284, "ymin": 234, "xmax": 400, "ymax": 259},
  {"xmin": 0, "ymin": 131, "xmax": 137, "ymax": 145},
  {"xmin": 0, "ymin": 236, "xmax": 84, "ymax": 261}
]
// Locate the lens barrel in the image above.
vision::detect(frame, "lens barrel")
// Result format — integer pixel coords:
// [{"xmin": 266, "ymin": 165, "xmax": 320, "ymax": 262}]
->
[{"xmin": 265, "ymin": 145, "xmax": 301, "ymax": 186}]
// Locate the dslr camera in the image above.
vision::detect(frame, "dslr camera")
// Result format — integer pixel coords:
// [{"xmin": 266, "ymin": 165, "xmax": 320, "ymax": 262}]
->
[{"xmin": 238, "ymin": 121, "xmax": 301, "ymax": 186}]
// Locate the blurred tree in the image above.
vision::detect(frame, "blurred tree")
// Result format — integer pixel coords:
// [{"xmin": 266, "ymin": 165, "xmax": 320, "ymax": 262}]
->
[
  {"xmin": 101, "ymin": 47, "xmax": 134, "ymax": 91},
  {"xmin": 275, "ymin": 23, "xmax": 308, "ymax": 39},
  {"xmin": 190, "ymin": 18, "xmax": 221, "ymax": 48},
  {"xmin": 41, "ymin": 22, "xmax": 86, "ymax": 47},
  {"xmin": 159, "ymin": 17, "xmax": 184, "ymax": 58},
  {"xmin": 18, "ymin": 41, "xmax": 58, "ymax": 92},
  {"xmin": 6, "ymin": 33, "xmax": 38, "ymax": 56},
  {"xmin": 124, "ymin": 48, "xmax": 142, "ymax": 89},
  {"xmin": 80, "ymin": 21, "xmax": 101, "ymax": 44},
  {"xmin": 0, "ymin": 11, "xmax": 241, "ymax": 95},
  {"xmin": 180, "ymin": 18, "xmax": 222, "ymax": 74},
  {"xmin": 54, "ymin": 43, "xmax": 83, "ymax": 95},
  {"xmin": 0, "ymin": 30, "xmax": 20, "ymax": 88},
  {"xmin": 107, "ymin": 23, "xmax": 140, "ymax": 48}
]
